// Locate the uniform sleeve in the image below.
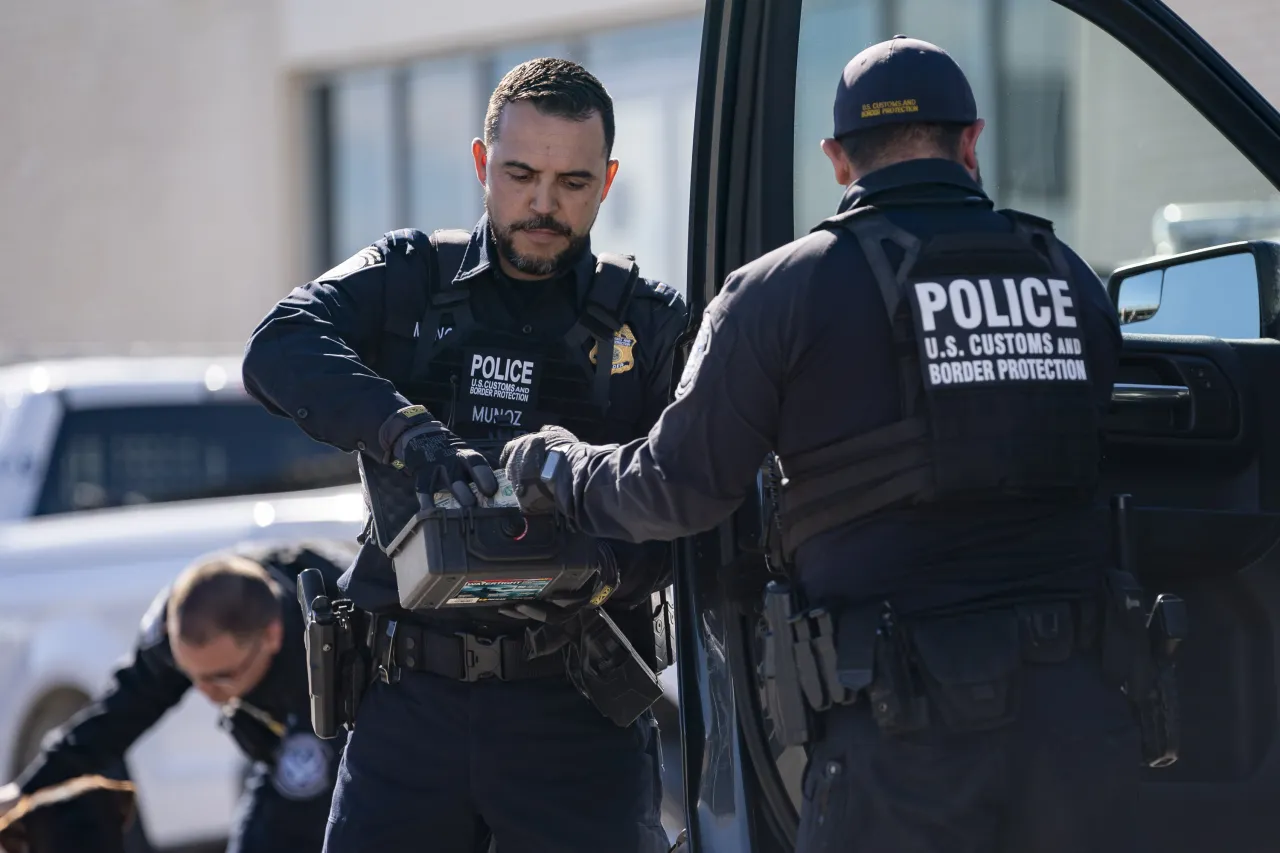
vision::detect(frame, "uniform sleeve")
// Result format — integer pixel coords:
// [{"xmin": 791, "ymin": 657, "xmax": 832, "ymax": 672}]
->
[
  {"xmin": 241, "ymin": 247, "xmax": 413, "ymax": 458},
  {"xmin": 598, "ymin": 288, "xmax": 690, "ymax": 605},
  {"xmin": 638, "ymin": 287, "xmax": 691, "ymax": 428},
  {"xmin": 17, "ymin": 590, "xmax": 191, "ymax": 794},
  {"xmin": 229, "ymin": 725, "xmax": 339, "ymax": 853},
  {"xmin": 563, "ymin": 266, "xmax": 785, "ymax": 544}
]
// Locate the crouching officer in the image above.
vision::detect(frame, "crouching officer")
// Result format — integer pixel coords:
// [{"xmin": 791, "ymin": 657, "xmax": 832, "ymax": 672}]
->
[
  {"xmin": 0, "ymin": 540, "xmax": 357, "ymax": 853},
  {"xmin": 505, "ymin": 36, "xmax": 1187, "ymax": 853},
  {"xmin": 241, "ymin": 58, "xmax": 685, "ymax": 853}
]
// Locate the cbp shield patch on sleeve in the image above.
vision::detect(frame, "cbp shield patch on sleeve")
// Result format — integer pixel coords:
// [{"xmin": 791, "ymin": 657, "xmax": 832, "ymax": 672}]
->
[
  {"xmin": 270, "ymin": 732, "xmax": 332, "ymax": 801},
  {"xmin": 675, "ymin": 318, "xmax": 712, "ymax": 400}
]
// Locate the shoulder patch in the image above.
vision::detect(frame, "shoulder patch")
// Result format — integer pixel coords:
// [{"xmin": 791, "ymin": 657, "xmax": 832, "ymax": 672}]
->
[
  {"xmin": 138, "ymin": 585, "xmax": 172, "ymax": 650},
  {"xmin": 317, "ymin": 246, "xmax": 382, "ymax": 282},
  {"xmin": 635, "ymin": 279, "xmax": 683, "ymax": 308},
  {"xmin": 675, "ymin": 318, "xmax": 713, "ymax": 400},
  {"xmin": 271, "ymin": 732, "xmax": 332, "ymax": 801}
]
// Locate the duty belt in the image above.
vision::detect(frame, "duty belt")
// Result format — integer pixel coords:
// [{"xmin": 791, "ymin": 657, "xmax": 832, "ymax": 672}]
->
[
  {"xmin": 761, "ymin": 587, "xmax": 1107, "ymax": 747},
  {"xmin": 372, "ymin": 618, "xmax": 566, "ymax": 684}
]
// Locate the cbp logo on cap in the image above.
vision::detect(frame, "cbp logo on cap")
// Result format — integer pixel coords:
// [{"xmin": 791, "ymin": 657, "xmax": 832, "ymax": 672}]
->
[{"xmin": 861, "ymin": 99, "xmax": 919, "ymax": 119}]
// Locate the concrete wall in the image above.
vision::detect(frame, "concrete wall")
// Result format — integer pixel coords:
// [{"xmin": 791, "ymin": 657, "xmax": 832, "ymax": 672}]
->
[
  {"xmin": 2, "ymin": 0, "xmax": 1277, "ymax": 362},
  {"xmin": 282, "ymin": 0, "xmax": 702, "ymax": 70},
  {"xmin": 0, "ymin": 0, "xmax": 290, "ymax": 362}
]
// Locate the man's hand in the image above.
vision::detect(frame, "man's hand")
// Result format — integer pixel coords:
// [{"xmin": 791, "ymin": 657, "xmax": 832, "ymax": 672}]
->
[
  {"xmin": 500, "ymin": 426, "xmax": 580, "ymax": 516},
  {"xmin": 380, "ymin": 407, "xmax": 498, "ymax": 507}
]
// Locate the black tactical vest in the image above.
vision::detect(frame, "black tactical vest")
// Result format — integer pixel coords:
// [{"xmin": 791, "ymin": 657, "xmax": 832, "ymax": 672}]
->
[
  {"xmin": 776, "ymin": 206, "xmax": 1101, "ymax": 557},
  {"xmin": 359, "ymin": 227, "xmax": 647, "ymax": 551}
]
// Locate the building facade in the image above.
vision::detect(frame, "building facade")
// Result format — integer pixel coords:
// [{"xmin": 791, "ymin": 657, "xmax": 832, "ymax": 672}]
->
[{"xmin": 2, "ymin": 0, "xmax": 1278, "ymax": 362}]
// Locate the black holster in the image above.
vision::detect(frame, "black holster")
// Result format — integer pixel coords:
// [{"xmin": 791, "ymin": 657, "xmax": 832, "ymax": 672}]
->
[
  {"xmin": 298, "ymin": 569, "xmax": 373, "ymax": 739},
  {"xmin": 763, "ymin": 596, "xmax": 1093, "ymax": 745},
  {"xmin": 565, "ymin": 609, "xmax": 665, "ymax": 728},
  {"xmin": 1100, "ymin": 569, "xmax": 1186, "ymax": 767}
]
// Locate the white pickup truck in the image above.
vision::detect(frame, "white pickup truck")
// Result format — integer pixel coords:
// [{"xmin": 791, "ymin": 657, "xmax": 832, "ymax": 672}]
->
[{"xmin": 0, "ymin": 356, "xmax": 366, "ymax": 851}]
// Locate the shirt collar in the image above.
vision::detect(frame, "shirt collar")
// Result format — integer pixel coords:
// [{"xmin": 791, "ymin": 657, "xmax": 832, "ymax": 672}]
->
[
  {"xmin": 452, "ymin": 214, "xmax": 596, "ymax": 303},
  {"xmin": 836, "ymin": 158, "xmax": 990, "ymax": 215}
]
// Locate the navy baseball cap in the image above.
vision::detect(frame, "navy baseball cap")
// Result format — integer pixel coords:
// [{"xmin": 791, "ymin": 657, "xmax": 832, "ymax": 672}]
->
[{"xmin": 833, "ymin": 35, "xmax": 977, "ymax": 138}]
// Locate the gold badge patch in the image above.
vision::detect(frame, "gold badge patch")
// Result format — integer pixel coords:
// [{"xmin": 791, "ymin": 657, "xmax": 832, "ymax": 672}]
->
[
  {"xmin": 590, "ymin": 584, "xmax": 616, "ymax": 607},
  {"xmin": 589, "ymin": 324, "xmax": 637, "ymax": 375}
]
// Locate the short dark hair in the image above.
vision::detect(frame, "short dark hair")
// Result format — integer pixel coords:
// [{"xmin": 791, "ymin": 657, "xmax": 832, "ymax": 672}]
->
[
  {"xmin": 838, "ymin": 121, "xmax": 969, "ymax": 174},
  {"xmin": 167, "ymin": 555, "xmax": 281, "ymax": 646},
  {"xmin": 484, "ymin": 57, "xmax": 615, "ymax": 157}
]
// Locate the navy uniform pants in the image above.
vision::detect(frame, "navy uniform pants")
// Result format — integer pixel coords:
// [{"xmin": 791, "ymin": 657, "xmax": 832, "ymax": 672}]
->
[
  {"xmin": 796, "ymin": 652, "xmax": 1141, "ymax": 853},
  {"xmin": 322, "ymin": 671, "xmax": 668, "ymax": 853}
]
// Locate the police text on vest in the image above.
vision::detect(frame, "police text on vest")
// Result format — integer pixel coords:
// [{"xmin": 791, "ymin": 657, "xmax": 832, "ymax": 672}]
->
[
  {"xmin": 908, "ymin": 276, "xmax": 1089, "ymax": 388},
  {"xmin": 469, "ymin": 354, "xmax": 535, "ymax": 404}
]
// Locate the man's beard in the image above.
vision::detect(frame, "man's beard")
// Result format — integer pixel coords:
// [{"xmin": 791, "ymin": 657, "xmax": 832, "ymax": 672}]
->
[{"xmin": 486, "ymin": 194, "xmax": 590, "ymax": 278}]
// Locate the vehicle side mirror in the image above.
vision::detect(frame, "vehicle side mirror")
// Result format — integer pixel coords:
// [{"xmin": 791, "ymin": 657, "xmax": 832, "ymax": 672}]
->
[{"xmin": 1107, "ymin": 240, "xmax": 1280, "ymax": 339}]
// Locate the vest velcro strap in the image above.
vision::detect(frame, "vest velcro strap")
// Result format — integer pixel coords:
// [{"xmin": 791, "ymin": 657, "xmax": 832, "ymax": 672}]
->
[
  {"xmin": 780, "ymin": 443, "xmax": 929, "ymax": 517},
  {"xmin": 579, "ymin": 305, "xmax": 622, "ymax": 342},
  {"xmin": 780, "ymin": 467, "xmax": 933, "ymax": 557},
  {"xmin": 783, "ymin": 417, "xmax": 929, "ymax": 477},
  {"xmin": 430, "ymin": 290, "xmax": 471, "ymax": 308},
  {"xmin": 778, "ymin": 418, "xmax": 931, "ymax": 554},
  {"xmin": 379, "ymin": 230, "xmax": 431, "ymax": 340},
  {"xmin": 575, "ymin": 252, "xmax": 642, "ymax": 410},
  {"xmin": 409, "ymin": 230, "xmax": 472, "ymax": 377}
]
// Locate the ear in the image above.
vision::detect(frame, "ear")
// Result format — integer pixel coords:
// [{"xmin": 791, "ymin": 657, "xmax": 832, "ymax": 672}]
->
[
  {"xmin": 959, "ymin": 120, "xmax": 985, "ymax": 173},
  {"xmin": 264, "ymin": 618, "xmax": 284, "ymax": 656},
  {"xmin": 821, "ymin": 138, "xmax": 854, "ymax": 186},
  {"xmin": 472, "ymin": 138, "xmax": 489, "ymax": 187},
  {"xmin": 601, "ymin": 159, "xmax": 620, "ymax": 202}
]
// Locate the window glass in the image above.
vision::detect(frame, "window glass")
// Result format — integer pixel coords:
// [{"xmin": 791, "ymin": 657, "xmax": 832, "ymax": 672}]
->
[
  {"xmin": 583, "ymin": 17, "xmax": 703, "ymax": 294},
  {"xmin": 793, "ymin": 0, "xmax": 880, "ymax": 236},
  {"xmin": 319, "ymin": 20, "xmax": 702, "ymax": 295},
  {"xmin": 793, "ymin": 0, "xmax": 1280, "ymax": 284},
  {"xmin": 1115, "ymin": 253, "xmax": 1262, "ymax": 339},
  {"xmin": 408, "ymin": 56, "xmax": 485, "ymax": 231},
  {"xmin": 488, "ymin": 42, "xmax": 576, "ymax": 91},
  {"xmin": 330, "ymin": 68, "xmax": 398, "ymax": 262},
  {"xmin": 35, "ymin": 403, "xmax": 358, "ymax": 516}
]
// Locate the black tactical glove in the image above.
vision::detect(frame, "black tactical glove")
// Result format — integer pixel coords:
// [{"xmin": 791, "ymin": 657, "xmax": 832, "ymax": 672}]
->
[
  {"xmin": 499, "ymin": 426, "xmax": 580, "ymax": 516},
  {"xmin": 379, "ymin": 406, "xmax": 498, "ymax": 507}
]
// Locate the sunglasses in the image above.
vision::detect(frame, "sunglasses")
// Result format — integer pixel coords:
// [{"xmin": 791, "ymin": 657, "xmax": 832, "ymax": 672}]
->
[{"xmin": 188, "ymin": 634, "xmax": 267, "ymax": 688}]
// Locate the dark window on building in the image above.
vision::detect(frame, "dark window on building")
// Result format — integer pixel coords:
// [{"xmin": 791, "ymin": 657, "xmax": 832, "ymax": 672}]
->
[{"xmin": 998, "ymin": 72, "xmax": 1070, "ymax": 200}]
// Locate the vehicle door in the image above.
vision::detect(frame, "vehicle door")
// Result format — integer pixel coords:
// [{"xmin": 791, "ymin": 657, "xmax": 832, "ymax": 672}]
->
[{"xmin": 676, "ymin": 1, "xmax": 1280, "ymax": 851}]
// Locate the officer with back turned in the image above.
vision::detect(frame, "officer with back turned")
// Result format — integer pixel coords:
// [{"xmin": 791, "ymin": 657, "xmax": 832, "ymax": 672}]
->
[
  {"xmin": 502, "ymin": 36, "xmax": 1176, "ymax": 853},
  {"xmin": 241, "ymin": 58, "xmax": 685, "ymax": 853}
]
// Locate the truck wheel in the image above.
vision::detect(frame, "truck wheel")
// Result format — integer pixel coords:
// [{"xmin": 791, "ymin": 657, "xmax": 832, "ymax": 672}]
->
[{"xmin": 13, "ymin": 689, "xmax": 158, "ymax": 853}]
